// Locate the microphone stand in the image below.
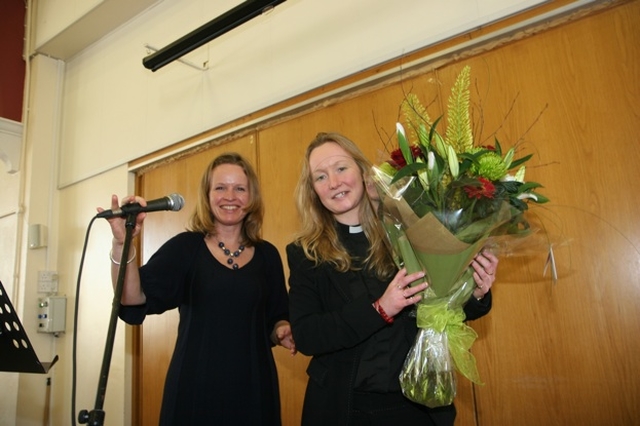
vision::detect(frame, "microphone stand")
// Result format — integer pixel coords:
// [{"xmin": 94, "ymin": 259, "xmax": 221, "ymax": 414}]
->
[{"xmin": 78, "ymin": 212, "xmax": 137, "ymax": 426}]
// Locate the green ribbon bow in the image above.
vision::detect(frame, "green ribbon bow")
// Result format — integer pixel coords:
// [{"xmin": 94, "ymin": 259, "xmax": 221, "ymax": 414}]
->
[{"xmin": 416, "ymin": 301, "xmax": 483, "ymax": 385}]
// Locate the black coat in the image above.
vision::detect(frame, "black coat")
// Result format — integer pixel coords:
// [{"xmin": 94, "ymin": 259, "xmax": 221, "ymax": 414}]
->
[{"xmin": 286, "ymin": 232, "xmax": 491, "ymax": 426}]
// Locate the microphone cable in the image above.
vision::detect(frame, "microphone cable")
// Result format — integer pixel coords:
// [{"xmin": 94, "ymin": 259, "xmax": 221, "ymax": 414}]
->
[{"xmin": 71, "ymin": 216, "xmax": 97, "ymax": 426}]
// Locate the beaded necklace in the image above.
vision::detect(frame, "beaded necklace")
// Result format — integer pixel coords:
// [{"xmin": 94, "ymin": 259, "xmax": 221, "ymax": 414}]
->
[{"xmin": 217, "ymin": 241, "xmax": 245, "ymax": 270}]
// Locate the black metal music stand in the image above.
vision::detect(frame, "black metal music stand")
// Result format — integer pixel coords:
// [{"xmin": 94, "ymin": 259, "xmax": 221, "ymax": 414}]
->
[{"xmin": 0, "ymin": 279, "xmax": 58, "ymax": 373}]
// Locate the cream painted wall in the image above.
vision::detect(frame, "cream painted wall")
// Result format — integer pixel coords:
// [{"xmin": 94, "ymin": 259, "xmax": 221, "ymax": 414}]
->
[
  {"xmin": 53, "ymin": 164, "xmax": 132, "ymax": 426},
  {"xmin": 9, "ymin": 0, "xmax": 596, "ymax": 425},
  {"xmin": 53, "ymin": 0, "xmax": 551, "ymax": 187},
  {"xmin": 8, "ymin": 50, "xmax": 133, "ymax": 426},
  {"xmin": 10, "ymin": 56, "xmax": 132, "ymax": 426},
  {"xmin": 14, "ymin": 55, "xmax": 65, "ymax": 426}
]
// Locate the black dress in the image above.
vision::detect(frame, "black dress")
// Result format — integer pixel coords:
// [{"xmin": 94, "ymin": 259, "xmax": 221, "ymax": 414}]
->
[
  {"xmin": 119, "ymin": 232, "xmax": 289, "ymax": 426},
  {"xmin": 287, "ymin": 223, "xmax": 491, "ymax": 426}
]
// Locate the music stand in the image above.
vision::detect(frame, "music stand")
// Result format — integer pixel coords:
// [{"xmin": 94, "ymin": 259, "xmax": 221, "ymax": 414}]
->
[{"xmin": 0, "ymin": 279, "xmax": 58, "ymax": 373}]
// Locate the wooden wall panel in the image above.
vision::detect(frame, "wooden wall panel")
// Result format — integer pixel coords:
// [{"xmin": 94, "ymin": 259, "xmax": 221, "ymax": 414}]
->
[
  {"xmin": 259, "ymin": 3, "xmax": 640, "ymax": 425},
  {"xmin": 453, "ymin": 4, "xmax": 640, "ymax": 424}
]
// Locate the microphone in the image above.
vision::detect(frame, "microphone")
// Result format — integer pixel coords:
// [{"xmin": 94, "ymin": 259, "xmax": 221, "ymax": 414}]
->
[{"xmin": 97, "ymin": 193, "xmax": 185, "ymax": 218}]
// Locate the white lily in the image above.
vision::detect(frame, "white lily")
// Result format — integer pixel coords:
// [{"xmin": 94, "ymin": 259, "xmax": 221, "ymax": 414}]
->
[
  {"xmin": 517, "ymin": 193, "xmax": 538, "ymax": 201},
  {"xmin": 501, "ymin": 166, "xmax": 526, "ymax": 183},
  {"xmin": 427, "ymin": 151, "xmax": 435, "ymax": 171},
  {"xmin": 433, "ymin": 132, "xmax": 447, "ymax": 158},
  {"xmin": 446, "ymin": 145, "xmax": 459, "ymax": 178},
  {"xmin": 504, "ymin": 147, "xmax": 515, "ymax": 169}
]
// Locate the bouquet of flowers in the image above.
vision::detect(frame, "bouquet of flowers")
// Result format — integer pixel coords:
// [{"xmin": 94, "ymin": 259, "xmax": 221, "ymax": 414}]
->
[{"xmin": 371, "ymin": 65, "xmax": 549, "ymax": 407}]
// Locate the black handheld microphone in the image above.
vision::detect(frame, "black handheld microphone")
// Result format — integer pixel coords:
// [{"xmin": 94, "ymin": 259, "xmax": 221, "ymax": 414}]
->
[{"xmin": 97, "ymin": 193, "xmax": 185, "ymax": 218}]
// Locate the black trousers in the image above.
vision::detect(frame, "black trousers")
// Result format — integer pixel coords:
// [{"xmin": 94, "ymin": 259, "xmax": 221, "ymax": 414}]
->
[{"xmin": 351, "ymin": 390, "xmax": 456, "ymax": 426}]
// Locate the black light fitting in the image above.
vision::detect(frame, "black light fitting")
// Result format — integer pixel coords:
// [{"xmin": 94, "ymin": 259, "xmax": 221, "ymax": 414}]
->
[{"xmin": 143, "ymin": 0, "xmax": 287, "ymax": 72}]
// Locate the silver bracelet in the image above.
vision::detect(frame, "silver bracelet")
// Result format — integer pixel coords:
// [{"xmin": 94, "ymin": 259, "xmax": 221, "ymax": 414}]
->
[{"xmin": 109, "ymin": 247, "xmax": 137, "ymax": 265}]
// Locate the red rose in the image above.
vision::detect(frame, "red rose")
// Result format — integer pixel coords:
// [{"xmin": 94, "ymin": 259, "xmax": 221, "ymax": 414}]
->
[
  {"xmin": 464, "ymin": 177, "xmax": 496, "ymax": 199},
  {"xmin": 389, "ymin": 146, "xmax": 422, "ymax": 169}
]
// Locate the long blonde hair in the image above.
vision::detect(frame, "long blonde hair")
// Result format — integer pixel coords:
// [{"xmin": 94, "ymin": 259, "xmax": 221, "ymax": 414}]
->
[
  {"xmin": 293, "ymin": 132, "xmax": 395, "ymax": 279},
  {"xmin": 187, "ymin": 152, "xmax": 264, "ymax": 245}
]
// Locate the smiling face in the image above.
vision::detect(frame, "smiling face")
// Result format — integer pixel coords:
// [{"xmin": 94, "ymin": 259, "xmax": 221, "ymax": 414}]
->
[
  {"xmin": 309, "ymin": 142, "xmax": 365, "ymax": 225},
  {"xmin": 208, "ymin": 163, "xmax": 250, "ymax": 227}
]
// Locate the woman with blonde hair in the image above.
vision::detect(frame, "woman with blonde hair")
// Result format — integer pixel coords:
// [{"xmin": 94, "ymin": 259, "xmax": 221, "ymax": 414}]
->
[{"xmin": 287, "ymin": 132, "xmax": 497, "ymax": 425}]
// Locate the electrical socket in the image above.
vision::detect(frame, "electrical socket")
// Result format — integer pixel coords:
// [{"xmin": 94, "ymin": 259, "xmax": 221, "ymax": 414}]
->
[{"xmin": 37, "ymin": 270, "xmax": 59, "ymax": 293}]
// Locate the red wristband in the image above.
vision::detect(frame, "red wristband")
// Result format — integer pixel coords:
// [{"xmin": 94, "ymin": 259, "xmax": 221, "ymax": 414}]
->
[{"xmin": 373, "ymin": 299, "xmax": 394, "ymax": 324}]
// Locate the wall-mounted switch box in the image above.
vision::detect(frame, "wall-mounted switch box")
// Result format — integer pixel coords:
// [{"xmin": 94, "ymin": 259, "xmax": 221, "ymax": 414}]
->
[
  {"xmin": 37, "ymin": 296, "xmax": 66, "ymax": 334},
  {"xmin": 37, "ymin": 270, "xmax": 59, "ymax": 293}
]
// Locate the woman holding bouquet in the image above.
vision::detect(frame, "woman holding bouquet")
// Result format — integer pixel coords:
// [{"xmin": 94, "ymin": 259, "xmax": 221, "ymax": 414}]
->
[
  {"xmin": 287, "ymin": 132, "xmax": 498, "ymax": 426},
  {"xmin": 99, "ymin": 153, "xmax": 296, "ymax": 426}
]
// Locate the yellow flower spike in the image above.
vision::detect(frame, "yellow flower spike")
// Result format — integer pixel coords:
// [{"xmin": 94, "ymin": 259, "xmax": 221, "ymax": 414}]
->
[
  {"xmin": 446, "ymin": 145, "xmax": 459, "ymax": 178},
  {"xmin": 445, "ymin": 65, "xmax": 473, "ymax": 154},
  {"xmin": 515, "ymin": 165, "xmax": 526, "ymax": 183}
]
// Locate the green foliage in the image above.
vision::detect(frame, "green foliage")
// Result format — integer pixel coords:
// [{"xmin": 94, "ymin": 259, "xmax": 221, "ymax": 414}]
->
[{"xmin": 378, "ymin": 66, "xmax": 549, "ymax": 239}]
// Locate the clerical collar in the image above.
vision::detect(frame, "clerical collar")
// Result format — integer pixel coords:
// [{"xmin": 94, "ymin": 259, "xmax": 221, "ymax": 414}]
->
[{"xmin": 349, "ymin": 225, "xmax": 363, "ymax": 234}]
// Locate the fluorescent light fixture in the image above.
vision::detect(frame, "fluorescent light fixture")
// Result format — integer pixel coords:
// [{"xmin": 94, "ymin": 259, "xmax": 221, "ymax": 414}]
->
[{"xmin": 143, "ymin": 0, "xmax": 287, "ymax": 72}]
